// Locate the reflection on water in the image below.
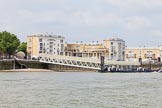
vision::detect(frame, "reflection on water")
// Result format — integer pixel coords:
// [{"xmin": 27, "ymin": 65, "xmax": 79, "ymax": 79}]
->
[{"xmin": 0, "ymin": 72, "xmax": 162, "ymax": 108}]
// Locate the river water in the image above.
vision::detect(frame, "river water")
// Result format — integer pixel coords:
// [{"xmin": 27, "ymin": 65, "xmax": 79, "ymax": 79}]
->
[{"xmin": 0, "ymin": 72, "xmax": 162, "ymax": 108}]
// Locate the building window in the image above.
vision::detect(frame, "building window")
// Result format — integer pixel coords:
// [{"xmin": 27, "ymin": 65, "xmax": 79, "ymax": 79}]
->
[
  {"xmin": 39, "ymin": 38, "xmax": 42, "ymax": 42},
  {"xmin": 111, "ymin": 42, "xmax": 113, "ymax": 45},
  {"xmin": 111, "ymin": 46, "xmax": 114, "ymax": 52},
  {"xmin": 40, "ymin": 43, "xmax": 43, "ymax": 46},
  {"xmin": 61, "ymin": 44, "xmax": 64, "ymax": 52},
  {"xmin": 50, "ymin": 50, "xmax": 53, "ymax": 53},
  {"xmin": 60, "ymin": 40, "xmax": 63, "ymax": 43},
  {"xmin": 50, "ymin": 45, "xmax": 53, "ymax": 48},
  {"xmin": 28, "ymin": 47, "xmax": 31, "ymax": 50},
  {"xmin": 60, "ymin": 52, "xmax": 63, "ymax": 55},
  {"xmin": 50, "ymin": 42, "xmax": 53, "ymax": 44},
  {"xmin": 40, "ymin": 47, "xmax": 43, "ymax": 50}
]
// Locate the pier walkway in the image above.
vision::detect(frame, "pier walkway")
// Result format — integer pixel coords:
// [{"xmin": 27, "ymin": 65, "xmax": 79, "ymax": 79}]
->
[{"xmin": 39, "ymin": 54, "xmax": 140, "ymax": 71}]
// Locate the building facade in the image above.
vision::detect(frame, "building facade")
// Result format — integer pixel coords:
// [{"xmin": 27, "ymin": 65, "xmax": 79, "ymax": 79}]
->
[
  {"xmin": 64, "ymin": 37, "xmax": 125, "ymax": 61},
  {"xmin": 64, "ymin": 43, "xmax": 109, "ymax": 59},
  {"xmin": 27, "ymin": 34, "xmax": 65, "ymax": 59},
  {"xmin": 103, "ymin": 38, "xmax": 125, "ymax": 61},
  {"xmin": 125, "ymin": 47, "xmax": 162, "ymax": 63}
]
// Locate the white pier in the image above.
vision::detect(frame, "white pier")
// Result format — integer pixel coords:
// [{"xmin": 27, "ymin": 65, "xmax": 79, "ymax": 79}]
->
[{"xmin": 39, "ymin": 54, "xmax": 140, "ymax": 71}]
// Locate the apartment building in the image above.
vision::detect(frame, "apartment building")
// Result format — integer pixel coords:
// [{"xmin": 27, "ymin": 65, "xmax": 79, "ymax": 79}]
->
[
  {"xmin": 103, "ymin": 38, "xmax": 125, "ymax": 61},
  {"xmin": 125, "ymin": 47, "xmax": 162, "ymax": 62},
  {"xmin": 27, "ymin": 34, "xmax": 65, "ymax": 59},
  {"xmin": 65, "ymin": 37, "xmax": 125, "ymax": 61},
  {"xmin": 64, "ymin": 42, "xmax": 109, "ymax": 59}
]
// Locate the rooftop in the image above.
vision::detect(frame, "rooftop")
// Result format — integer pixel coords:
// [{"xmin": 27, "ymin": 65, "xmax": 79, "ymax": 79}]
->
[
  {"xmin": 126, "ymin": 47, "xmax": 160, "ymax": 50},
  {"xmin": 104, "ymin": 37, "xmax": 125, "ymax": 42},
  {"xmin": 27, "ymin": 34, "xmax": 65, "ymax": 38}
]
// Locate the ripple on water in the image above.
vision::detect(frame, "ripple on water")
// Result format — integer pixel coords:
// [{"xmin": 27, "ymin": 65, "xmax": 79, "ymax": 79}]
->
[{"xmin": 0, "ymin": 72, "xmax": 162, "ymax": 108}]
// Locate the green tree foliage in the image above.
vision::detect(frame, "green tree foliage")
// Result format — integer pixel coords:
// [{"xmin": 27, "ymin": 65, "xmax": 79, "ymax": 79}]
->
[
  {"xmin": 0, "ymin": 31, "xmax": 20, "ymax": 58},
  {"xmin": 18, "ymin": 42, "xmax": 27, "ymax": 54}
]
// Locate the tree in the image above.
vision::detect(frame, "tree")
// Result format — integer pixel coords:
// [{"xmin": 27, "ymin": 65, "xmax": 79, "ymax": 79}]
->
[
  {"xmin": 18, "ymin": 42, "xmax": 27, "ymax": 54},
  {"xmin": 0, "ymin": 31, "xmax": 20, "ymax": 59}
]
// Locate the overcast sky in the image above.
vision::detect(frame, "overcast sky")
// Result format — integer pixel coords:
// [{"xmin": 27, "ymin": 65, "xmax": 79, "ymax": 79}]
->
[{"xmin": 0, "ymin": 0, "xmax": 162, "ymax": 46}]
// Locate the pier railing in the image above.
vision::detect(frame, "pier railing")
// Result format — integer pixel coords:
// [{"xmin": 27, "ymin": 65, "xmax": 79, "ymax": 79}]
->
[
  {"xmin": 39, "ymin": 54, "xmax": 140, "ymax": 70},
  {"xmin": 39, "ymin": 54, "xmax": 101, "ymax": 70}
]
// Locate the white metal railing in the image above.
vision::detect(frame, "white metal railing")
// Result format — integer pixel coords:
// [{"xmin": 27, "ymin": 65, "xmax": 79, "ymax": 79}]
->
[
  {"xmin": 39, "ymin": 54, "xmax": 101, "ymax": 70},
  {"xmin": 39, "ymin": 54, "xmax": 140, "ymax": 70}
]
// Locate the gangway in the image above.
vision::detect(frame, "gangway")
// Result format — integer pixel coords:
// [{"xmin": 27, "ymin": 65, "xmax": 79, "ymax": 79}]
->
[
  {"xmin": 39, "ymin": 54, "xmax": 140, "ymax": 71},
  {"xmin": 39, "ymin": 54, "xmax": 101, "ymax": 70}
]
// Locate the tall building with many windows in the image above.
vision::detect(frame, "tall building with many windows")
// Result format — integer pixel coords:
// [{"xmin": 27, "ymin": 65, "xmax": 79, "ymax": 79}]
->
[
  {"xmin": 27, "ymin": 34, "xmax": 65, "ymax": 59},
  {"xmin": 103, "ymin": 38, "xmax": 125, "ymax": 61}
]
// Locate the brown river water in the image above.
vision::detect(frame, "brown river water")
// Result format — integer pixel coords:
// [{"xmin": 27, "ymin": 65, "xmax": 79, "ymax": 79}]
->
[{"xmin": 0, "ymin": 72, "xmax": 162, "ymax": 108}]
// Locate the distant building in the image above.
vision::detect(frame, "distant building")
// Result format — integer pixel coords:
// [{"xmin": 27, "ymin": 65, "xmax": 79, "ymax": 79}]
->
[
  {"xmin": 64, "ymin": 37, "xmax": 125, "ymax": 61},
  {"xmin": 125, "ymin": 47, "xmax": 162, "ymax": 62},
  {"xmin": 64, "ymin": 42, "xmax": 109, "ymax": 59},
  {"xmin": 27, "ymin": 34, "xmax": 65, "ymax": 59},
  {"xmin": 103, "ymin": 38, "xmax": 125, "ymax": 61}
]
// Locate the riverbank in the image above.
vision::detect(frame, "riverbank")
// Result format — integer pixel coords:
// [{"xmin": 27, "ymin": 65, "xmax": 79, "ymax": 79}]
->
[
  {"xmin": 0, "ymin": 68, "xmax": 54, "ymax": 72},
  {"xmin": 0, "ymin": 68, "xmax": 97, "ymax": 72},
  {"xmin": 0, "ymin": 60, "xmax": 97, "ymax": 72}
]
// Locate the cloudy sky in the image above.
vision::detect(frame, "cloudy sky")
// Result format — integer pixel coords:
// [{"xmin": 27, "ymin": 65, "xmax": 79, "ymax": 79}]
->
[{"xmin": 0, "ymin": 0, "xmax": 162, "ymax": 46}]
